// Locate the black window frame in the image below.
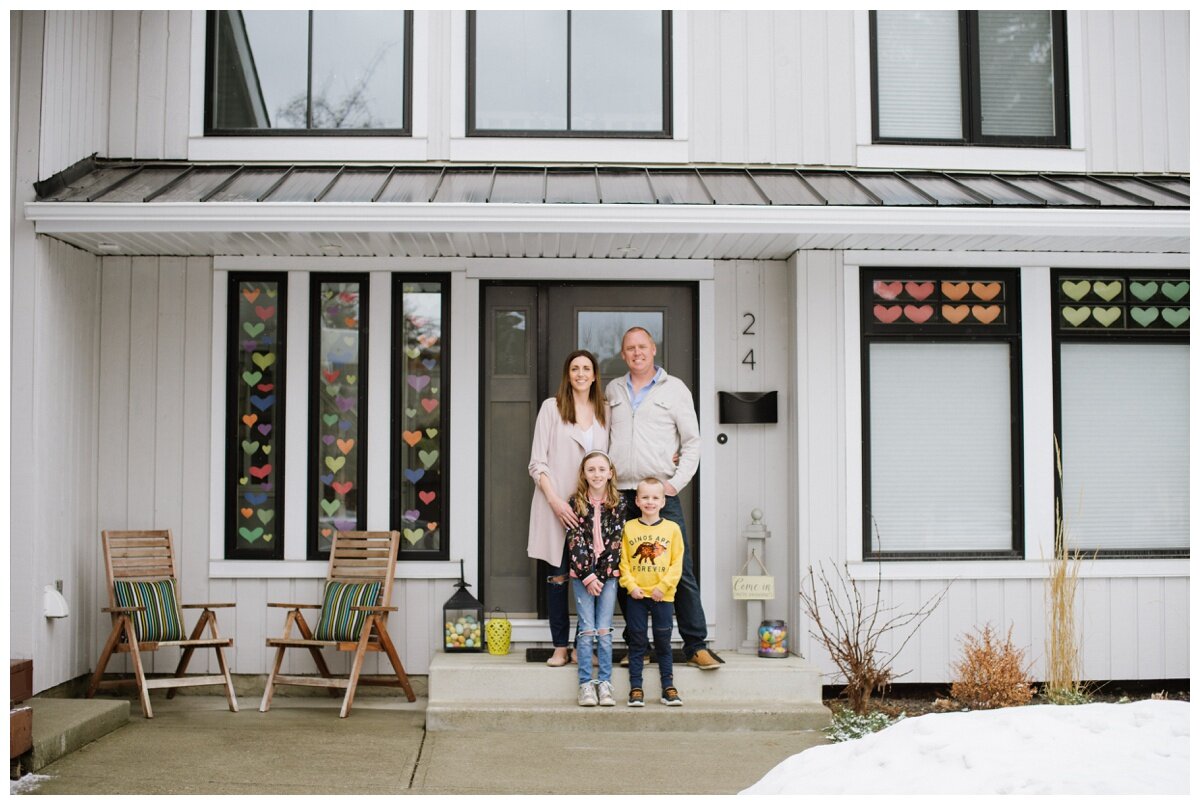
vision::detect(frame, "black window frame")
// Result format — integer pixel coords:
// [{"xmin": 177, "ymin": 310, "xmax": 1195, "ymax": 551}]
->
[
  {"xmin": 204, "ymin": 10, "xmax": 414, "ymax": 137},
  {"xmin": 860, "ymin": 268, "xmax": 1025, "ymax": 561},
  {"xmin": 466, "ymin": 10, "xmax": 673, "ymax": 139},
  {"xmin": 225, "ymin": 272, "xmax": 287, "ymax": 560},
  {"xmin": 869, "ymin": 10, "xmax": 1068, "ymax": 148},
  {"xmin": 1050, "ymin": 268, "xmax": 1190, "ymax": 559},
  {"xmin": 307, "ymin": 273, "xmax": 370, "ymax": 561},
  {"xmin": 391, "ymin": 274, "xmax": 451, "ymax": 561}
]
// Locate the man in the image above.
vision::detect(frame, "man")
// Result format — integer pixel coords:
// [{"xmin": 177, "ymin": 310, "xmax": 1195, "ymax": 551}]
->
[{"xmin": 606, "ymin": 326, "xmax": 721, "ymax": 670}]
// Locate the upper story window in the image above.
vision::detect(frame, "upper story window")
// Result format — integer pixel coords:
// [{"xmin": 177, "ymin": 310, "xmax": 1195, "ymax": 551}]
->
[
  {"xmin": 467, "ymin": 10, "xmax": 672, "ymax": 138},
  {"xmin": 870, "ymin": 10, "xmax": 1067, "ymax": 147},
  {"xmin": 206, "ymin": 11, "xmax": 413, "ymax": 135}
]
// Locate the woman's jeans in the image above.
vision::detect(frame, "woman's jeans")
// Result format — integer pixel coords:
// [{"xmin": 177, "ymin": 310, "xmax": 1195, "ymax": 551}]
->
[
  {"xmin": 546, "ymin": 542, "xmax": 572, "ymax": 648},
  {"xmin": 571, "ymin": 578, "xmax": 617, "ymax": 685},
  {"xmin": 625, "ymin": 597, "xmax": 674, "ymax": 692}
]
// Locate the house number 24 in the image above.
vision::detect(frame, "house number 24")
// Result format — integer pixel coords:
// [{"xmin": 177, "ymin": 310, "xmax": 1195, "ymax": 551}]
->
[{"xmin": 742, "ymin": 312, "xmax": 756, "ymax": 370}]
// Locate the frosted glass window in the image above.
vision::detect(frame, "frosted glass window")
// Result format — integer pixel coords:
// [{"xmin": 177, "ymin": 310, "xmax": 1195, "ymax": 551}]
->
[
  {"xmin": 875, "ymin": 11, "xmax": 963, "ymax": 140},
  {"xmin": 978, "ymin": 11, "xmax": 1056, "ymax": 137},
  {"xmin": 1059, "ymin": 344, "xmax": 1189, "ymax": 551},
  {"xmin": 868, "ymin": 342, "xmax": 1013, "ymax": 552}
]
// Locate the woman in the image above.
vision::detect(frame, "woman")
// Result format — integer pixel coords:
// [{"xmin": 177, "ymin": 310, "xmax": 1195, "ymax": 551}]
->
[{"xmin": 527, "ymin": 349, "xmax": 609, "ymax": 666}]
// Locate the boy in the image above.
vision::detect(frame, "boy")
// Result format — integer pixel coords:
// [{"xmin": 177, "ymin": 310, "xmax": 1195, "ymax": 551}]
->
[{"xmin": 618, "ymin": 477, "xmax": 684, "ymax": 707}]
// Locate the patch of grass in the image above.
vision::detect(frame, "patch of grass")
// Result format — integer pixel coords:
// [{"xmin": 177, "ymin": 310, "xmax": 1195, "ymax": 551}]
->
[{"xmin": 824, "ymin": 706, "xmax": 905, "ymax": 742}]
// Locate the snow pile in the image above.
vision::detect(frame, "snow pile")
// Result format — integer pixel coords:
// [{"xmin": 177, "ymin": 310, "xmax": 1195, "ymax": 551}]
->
[
  {"xmin": 742, "ymin": 701, "xmax": 1189, "ymax": 795},
  {"xmin": 10, "ymin": 774, "xmax": 53, "ymax": 795}
]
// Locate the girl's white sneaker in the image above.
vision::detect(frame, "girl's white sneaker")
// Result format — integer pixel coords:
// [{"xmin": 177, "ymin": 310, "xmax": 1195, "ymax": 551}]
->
[
  {"xmin": 577, "ymin": 682, "xmax": 598, "ymax": 707},
  {"xmin": 596, "ymin": 680, "xmax": 616, "ymax": 706}
]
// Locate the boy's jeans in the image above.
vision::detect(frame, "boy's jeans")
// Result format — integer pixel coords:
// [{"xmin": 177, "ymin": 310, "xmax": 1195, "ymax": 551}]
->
[
  {"xmin": 572, "ymin": 578, "xmax": 617, "ymax": 685},
  {"xmin": 625, "ymin": 596, "xmax": 674, "ymax": 692}
]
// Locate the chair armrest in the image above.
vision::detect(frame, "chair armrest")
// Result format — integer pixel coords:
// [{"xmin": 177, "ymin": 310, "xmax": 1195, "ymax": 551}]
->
[
  {"xmin": 101, "ymin": 606, "xmax": 145, "ymax": 614},
  {"xmin": 349, "ymin": 605, "xmax": 398, "ymax": 613},
  {"xmin": 267, "ymin": 602, "xmax": 322, "ymax": 609},
  {"xmin": 180, "ymin": 602, "xmax": 235, "ymax": 609}
]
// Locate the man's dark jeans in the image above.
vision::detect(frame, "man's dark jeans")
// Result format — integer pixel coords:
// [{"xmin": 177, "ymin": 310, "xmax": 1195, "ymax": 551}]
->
[{"xmin": 618, "ymin": 490, "xmax": 708, "ymax": 658}]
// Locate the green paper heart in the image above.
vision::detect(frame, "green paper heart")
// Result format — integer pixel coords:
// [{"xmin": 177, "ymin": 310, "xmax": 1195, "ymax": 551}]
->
[
  {"xmin": 262, "ymin": 445, "xmax": 271, "ymax": 455},
  {"xmin": 1062, "ymin": 307, "xmax": 1091, "ymax": 327},
  {"xmin": 1092, "ymin": 307, "xmax": 1121, "ymax": 327},
  {"xmin": 345, "ymin": 375, "xmax": 357, "ymax": 384},
  {"xmin": 325, "ymin": 384, "xmax": 340, "ymax": 397},
  {"xmin": 251, "ymin": 352, "xmax": 276, "ymax": 370},
  {"xmin": 430, "ymin": 387, "xmax": 439, "ymax": 394},
  {"xmin": 1130, "ymin": 307, "xmax": 1159, "ymax": 327},
  {"xmin": 242, "ymin": 370, "xmax": 262, "ymax": 386},
  {"xmin": 1162, "ymin": 282, "xmax": 1189, "ymax": 302},
  {"xmin": 426, "ymin": 428, "xmax": 439, "ymax": 438},
  {"xmin": 1162, "ymin": 307, "xmax": 1190, "ymax": 328},
  {"xmin": 406, "ymin": 347, "xmax": 420, "ymax": 359},
  {"xmin": 405, "ymin": 408, "xmax": 417, "ymax": 418},
  {"xmin": 1093, "ymin": 281, "xmax": 1122, "ymax": 302},
  {"xmin": 243, "ymin": 322, "xmax": 265, "ymax": 337},
  {"xmin": 262, "ymin": 533, "xmax": 274, "ymax": 542},
  {"xmin": 418, "ymin": 449, "xmax": 439, "ymax": 469},
  {"xmin": 238, "ymin": 526, "xmax": 263, "ymax": 543},
  {"xmin": 320, "ymin": 498, "xmax": 341, "ymax": 516},
  {"xmin": 258, "ymin": 509, "xmax": 274, "ymax": 524},
  {"xmin": 403, "ymin": 527, "xmax": 425, "ymax": 545},
  {"xmin": 241, "ymin": 439, "xmax": 260, "ymax": 455},
  {"xmin": 1130, "ymin": 281, "xmax": 1159, "ymax": 302},
  {"xmin": 325, "ymin": 456, "xmax": 346, "ymax": 472},
  {"xmin": 266, "ymin": 288, "xmax": 277, "ymax": 298},
  {"xmin": 323, "ymin": 413, "xmax": 339, "ymax": 426},
  {"xmin": 1061, "ymin": 280, "xmax": 1091, "ymax": 301},
  {"xmin": 238, "ymin": 476, "xmax": 248, "ymax": 485}
]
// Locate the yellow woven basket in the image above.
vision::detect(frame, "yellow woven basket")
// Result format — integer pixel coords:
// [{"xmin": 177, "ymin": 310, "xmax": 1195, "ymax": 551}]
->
[{"xmin": 485, "ymin": 608, "xmax": 511, "ymax": 655}]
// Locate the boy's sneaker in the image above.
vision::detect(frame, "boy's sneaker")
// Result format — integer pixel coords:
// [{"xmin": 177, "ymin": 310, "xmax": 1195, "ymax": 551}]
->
[
  {"xmin": 627, "ymin": 688, "xmax": 645, "ymax": 707},
  {"xmin": 687, "ymin": 649, "xmax": 721, "ymax": 670},
  {"xmin": 596, "ymin": 680, "xmax": 616, "ymax": 707},
  {"xmin": 577, "ymin": 682, "xmax": 598, "ymax": 707},
  {"xmin": 660, "ymin": 687, "xmax": 683, "ymax": 706}
]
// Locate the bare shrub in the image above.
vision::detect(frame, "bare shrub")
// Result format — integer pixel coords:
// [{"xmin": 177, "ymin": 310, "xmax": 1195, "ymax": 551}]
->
[
  {"xmin": 950, "ymin": 624, "xmax": 1036, "ymax": 709},
  {"xmin": 799, "ymin": 560, "xmax": 948, "ymax": 715},
  {"xmin": 1045, "ymin": 438, "xmax": 1091, "ymax": 704}
]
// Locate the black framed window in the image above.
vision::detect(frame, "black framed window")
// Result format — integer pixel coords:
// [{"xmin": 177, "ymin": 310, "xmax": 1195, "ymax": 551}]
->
[
  {"xmin": 467, "ymin": 10, "xmax": 672, "ymax": 137},
  {"xmin": 308, "ymin": 275, "xmax": 369, "ymax": 560},
  {"xmin": 226, "ymin": 273, "xmax": 286, "ymax": 559},
  {"xmin": 206, "ymin": 10, "xmax": 413, "ymax": 135},
  {"xmin": 392, "ymin": 275, "xmax": 449, "ymax": 560},
  {"xmin": 870, "ymin": 10, "xmax": 1067, "ymax": 147},
  {"xmin": 860, "ymin": 270, "xmax": 1024, "ymax": 559},
  {"xmin": 1052, "ymin": 270, "xmax": 1189, "ymax": 557}
]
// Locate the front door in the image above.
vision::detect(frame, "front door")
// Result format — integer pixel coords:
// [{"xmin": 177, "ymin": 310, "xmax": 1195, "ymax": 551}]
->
[{"xmin": 481, "ymin": 282, "xmax": 697, "ymax": 616}]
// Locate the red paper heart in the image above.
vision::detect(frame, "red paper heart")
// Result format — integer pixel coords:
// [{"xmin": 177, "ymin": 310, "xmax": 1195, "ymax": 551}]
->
[
  {"xmin": 255, "ymin": 305, "xmax": 275, "ymax": 321},
  {"xmin": 905, "ymin": 281, "xmax": 934, "ymax": 301},
  {"xmin": 256, "ymin": 383, "xmax": 274, "ymax": 392},
  {"xmin": 873, "ymin": 304, "xmax": 902, "ymax": 324},
  {"xmin": 874, "ymin": 281, "xmax": 902, "ymax": 300},
  {"xmin": 249, "ymin": 464, "xmax": 272, "ymax": 479},
  {"xmin": 421, "ymin": 398, "xmax": 439, "ymax": 413},
  {"xmin": 419, "ymin": 491, "xmax": 437, "ymax": 505},
  {"xmin": 903, "ymin": 304, "xmax": 933, "ymax": 324},
  {"xmin": 322, "ymin": 369, "xmax": 340, "ymax": 383},
  {"xmin": 332, "ymin": 481, "xmax": 353, "ymax": 495}
]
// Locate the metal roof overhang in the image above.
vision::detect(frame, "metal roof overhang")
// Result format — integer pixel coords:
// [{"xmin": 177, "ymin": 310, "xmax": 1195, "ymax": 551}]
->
[{"xmin": 25, "ymin": 200, "xmax": 1190, "ymax": 259}]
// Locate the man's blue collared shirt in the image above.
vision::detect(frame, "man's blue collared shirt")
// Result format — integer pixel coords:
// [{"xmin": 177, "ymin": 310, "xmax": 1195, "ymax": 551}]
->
[{"xmin": 626, "ymin": 366, "xmax": 664, "ymax": 412}]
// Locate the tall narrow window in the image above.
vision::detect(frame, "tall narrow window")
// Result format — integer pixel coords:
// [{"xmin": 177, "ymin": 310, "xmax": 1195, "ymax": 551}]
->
[
  {"xmin": 468, "ymin": 10, "xmax": 671, "ymax": 137},
  {"xmin": 871, "ymin": 10, "xmax": 1067, "ymax": 146},
  {"xmin": 392, "ymin": 276, "xmax": 449, "ymax": 559},
  {"xmin": 206, "ymin": 11, "xmax": 413, "ymax": 134},
  {"xmin": 226, "ymin": 274, "xmax": 286, "ymax": 559},
  {"xmin": 309, "ymin": 275, "xmax": 368, "ymax": 559},
  {"xmin": 860, "ymin": 270, "xmax": 1023, "ymax": 558},
  {"xmin": 1053, "ymin": 271, "xmax": 1189, "ymax": 556}
]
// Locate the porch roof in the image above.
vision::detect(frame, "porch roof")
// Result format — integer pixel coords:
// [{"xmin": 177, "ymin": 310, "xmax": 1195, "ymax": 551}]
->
[{"xmin": 25, "ymin": 159, "xmax": 1190, "ymax": 259}]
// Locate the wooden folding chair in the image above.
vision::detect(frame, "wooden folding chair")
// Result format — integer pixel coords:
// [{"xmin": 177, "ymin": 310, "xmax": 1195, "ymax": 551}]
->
[
  {"xmin": 87, "ymin": 530, "xmax": 238, "ymax": 718},
  {"xmin": 260, "ymin": 530, "xmax": 416, "ymax": 717}
]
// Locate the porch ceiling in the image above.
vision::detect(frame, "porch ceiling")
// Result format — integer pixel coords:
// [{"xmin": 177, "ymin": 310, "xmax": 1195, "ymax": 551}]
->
[{"xmin": 24, "ymin": 161, "xmax": 1190, "ymax": 259}]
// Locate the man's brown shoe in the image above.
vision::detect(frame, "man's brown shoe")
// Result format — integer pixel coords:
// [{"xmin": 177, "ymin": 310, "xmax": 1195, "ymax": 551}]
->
[{"xmin": 687, "ymin": 649, "xmax": 720, "ymax": 670}]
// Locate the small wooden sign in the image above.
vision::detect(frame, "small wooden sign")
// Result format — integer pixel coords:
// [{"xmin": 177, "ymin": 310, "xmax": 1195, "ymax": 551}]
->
[{"xmin": 732, "ymin": 575, "xmax": 775, "ymax": 600}]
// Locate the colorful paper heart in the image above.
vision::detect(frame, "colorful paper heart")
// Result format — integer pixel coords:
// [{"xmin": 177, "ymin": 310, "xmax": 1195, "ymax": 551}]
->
[
  {"xmin": 1162, "ymin": 307, "xmax": 1190, "ymax": 328},
  {"xmin": 1093, "ymin": 281, "xmax": 1122, "ymax": 302},
  {"xmin": 256, "ymin": 383, "xmax": 274, "ymax": 393},
  {"xmin": 904, "ymin": 281, "xmax": 934, "ymax": 301},
  {"xmin": 1130, "ymin": 281, "xmax": 1159, "ymax": 302},
  {"xmin": 242, "ymin": 414, "xmax": 258, "ymax": 427},
  {"xmin": 266, "ymin": 287, "xmax": 278, "ymax": 298},
  {"xmin": 403, "ymin": 528, "xmax": 425, "ymax": 545},
  {"xmin": 325, "ymin": 384, "xmax": 341, "ymax": 397},
  {"xmin": 245, "ymin": 492, "xmax": 268, "ymax": 505},
  {"xmin": 418, "ymin": 334, "xmax": 438, "ymax": 348},
  {"xmin": 1061, "ymin": 280, "xmax": 1091, "ymax": 301},
  {"xmin": 873, "ymin": 281, "xmax": 902, "ymax": 300},
  {"xmin": 419, "ymin": 490, "xmax": 437, "ymax": 505},
  {"xmin": 262, "ymin": 446, "xmax": 271, "ymax": 455},
  {"xmin": 403, "ymin": 509, "xmax": 420, "ymax": 522},
  {"xmin": 241, "ymin": 340, "xmax": 258, "ymax": 351},
  {"xmin": 971, "ymin": 282, "xmax": 1002, "ymax": 302},
  {"xmin": 873, "ymin": 305, "xmax": 902, "ymax": 324},
  {"xmin": 333, "ymin": 518, "xmax": 355, "ymax": 531},
  {"xmin": 335, "ymin": 397, "xmax": 355, "ymax": 413},
  {"xmin": 322, "ymin": 435, "xmax": 336, "ymax": 445},
  {"xmin": 323, "ymin": 414, "xmax": 339, "ymax": 426},
  {"xmin": 418, "ymin": 449, "xmax": 439, "ymax": 469},
  {"xmin": 338, "ymin": 420, "xmax": 352, "ymax": 431},
  {"xmin": 1130, "ymin": 307, "xmax": 1159, "ymax": 327},
  {"xmin": 250, "ymin": 394, "xmax": 275, "ymax": 411},
  {"xmin": 1092, "ymin": 307, "xmax": 1121, "ymax": 327},
  {"xmin": 320, "ymin": 473, "xmax": 334, "ymax": 486},
  {"xmin": 261, "ymin": 482, "xmax": 273, "ymax": 491},
  {"xmin": 421, "ymin": 399, "xmax": 439, "ymax": 413},
  {"xmin": 403, "ymin": 430, "xmax": 422, "ymax": 447},
  {"xmin": 255, "ymin": 305, "xmax": 275, "ymax": 321},
  {"xmin": 242, "ymin": 288, "xmax": 261, "ymax": 304},
  {"xmin": 240, "ymin": 507, "xmax": 253, "ymax": 519},
  {"xmin": 408, "ymin": 375, "xmax": 430, "ymax": 392},
  {"xmin": 332, "ymin": 481, "xmax": 353, "ymax": 496},
  {"xmin": 257, "ymin": 424, "xmax": 272, "ymax": 435},
  {"xmin": 971, "ymin": 305, "xmax": 1001, "ymax": 324},
  {"xmin": 942, "ymin": 304, "xmax": 969, "ymax": 324},
  {"xmin": 322, "ymin": 369, "xmax": 340, "ymax": 383},
  {"xmin": 258, "ymin": 509, "xmax": 274, "ymax": 524},
  {"xmin": 1162, "ymin": 282, "xmax": 1189, "ymax": 302},
  {"xmin": 426, "ymin": 522, "xmax": 438, "ymax": 533},
  {"xmin": 337, "ymin": 438, "xmax": 355, "ymax": 454},
  {"xmin": 406, "ymin": 347, "xmax": 421, "ymax": 359},
  {"xmin": 243, "ymin": 322, "xmax": 265, "ymax": 337},
  {"xmin": 1062, "ymin": 307, "xmax": 1091, "ymax": 327},
  {"xmin": 426, "ymin": 428, "xmax": 439, "ymax": 438},
  {"xmin": 325, "ymin": 456, "xmax": 346, "ymax": 472},
  {"xmin": 320, "ymin": 499, "xmax": 341, "ymax": 516},
  {"xmin": 942, "ymin": 281, "xmax": 969, "ymax": 301},
  {"xmin": 902, "ymin": 304, "xmax": 933, "ymax": 324},
  {"xmin": 345, "ymin": 375, "xmax": 357, "ymax": 385},
  {"xmin": 404, "ymin": 468, "xmax": 425, "ymax": 484},
  {"xmin": 249, "ymin": 464, "xmax": 272, "ymax": 479},
  {"xmin": 238, "ymin": 526, "xmax": 263, "ymax": 543},
  {"xmin": 251, "ymin": 352, "xmax": 276, "ymax": 370},
  {"xmin": 241, "ymin": 439, "xmax": 260, "ymax": 455},
  {"xmin": 320, "ymin": 528, "xmax": 332, "ymax": 538}
]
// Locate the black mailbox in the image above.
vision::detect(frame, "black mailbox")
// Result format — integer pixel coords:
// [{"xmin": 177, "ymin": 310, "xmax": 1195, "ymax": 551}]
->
[{"xmin": 718, "ymin": 391, "xmax": 778, "ymax": 424}]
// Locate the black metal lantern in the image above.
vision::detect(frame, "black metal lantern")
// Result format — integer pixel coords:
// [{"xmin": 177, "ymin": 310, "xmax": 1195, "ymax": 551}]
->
[{"xmin": 442, "ymin": 559, "xmax": 483, "ymax": 652}]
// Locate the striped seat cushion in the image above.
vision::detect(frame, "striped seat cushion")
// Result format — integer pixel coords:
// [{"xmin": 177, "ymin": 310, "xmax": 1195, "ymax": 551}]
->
[
  {"xmin": 313, "ymin": 581, "xmax": 382, "ymax": 642},
  {"xmin": 113, "ymin": 579, "xmax": 185, "ymax": 642}
]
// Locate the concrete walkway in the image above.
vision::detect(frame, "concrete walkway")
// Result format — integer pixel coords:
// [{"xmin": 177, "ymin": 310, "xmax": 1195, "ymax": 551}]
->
[{"xmin": 16, "ymin": 695, "xmax": 828, "ymax": 795}]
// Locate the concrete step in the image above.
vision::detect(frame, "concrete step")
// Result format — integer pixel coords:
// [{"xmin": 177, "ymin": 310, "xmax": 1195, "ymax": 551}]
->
[
  {"xmin": 21, "ymin": 697, "xmax": 130, "ymax": 773},
  {"xmin": 426, "ymin": 651, "xmax": 829, "ymax": 733}
]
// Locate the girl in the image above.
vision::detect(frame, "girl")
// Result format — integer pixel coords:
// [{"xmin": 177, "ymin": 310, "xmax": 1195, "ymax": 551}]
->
[{"xmin": 565, "ymin": 449, "xmax": 627, "ymax": 706}]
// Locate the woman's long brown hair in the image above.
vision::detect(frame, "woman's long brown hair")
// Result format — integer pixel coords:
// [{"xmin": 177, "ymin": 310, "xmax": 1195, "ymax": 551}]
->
[{"xmin": 555, "ymin": 349, "xmax": 606, "ymax": 427}]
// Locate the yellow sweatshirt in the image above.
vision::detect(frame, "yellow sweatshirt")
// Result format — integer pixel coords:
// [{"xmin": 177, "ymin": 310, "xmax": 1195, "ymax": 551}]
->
[{"xmin": 618, "ymin": 518, "xmax": 684, "ymax": 602}]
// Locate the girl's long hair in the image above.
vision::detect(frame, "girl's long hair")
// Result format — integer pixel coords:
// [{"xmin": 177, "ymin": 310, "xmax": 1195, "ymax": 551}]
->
[
  {"xmin": 555, "ymin": 349, "xmax": 606, "ymax": 428},
  {"xmin": 573, "ymin": 451, "xmax": 621, "ymax": 516}
]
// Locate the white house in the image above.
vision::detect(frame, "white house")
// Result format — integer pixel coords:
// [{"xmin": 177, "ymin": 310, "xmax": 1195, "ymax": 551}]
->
[{"xmin": 10, "ymin": 9, "xmax": 1189, "ymax": 695}]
